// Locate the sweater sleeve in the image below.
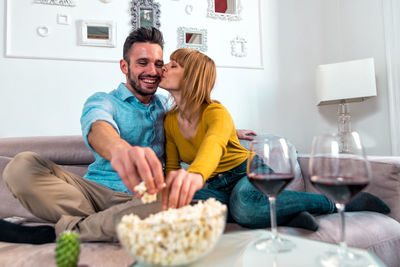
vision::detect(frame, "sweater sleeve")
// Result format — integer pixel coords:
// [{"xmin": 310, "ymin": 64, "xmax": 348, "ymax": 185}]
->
[
  {"xmin": 164, "ymin": 114, "xmax": 182, "ymax": 175},
  {"xmin": 187, "ymin": 104, "xmax": 233, "ymax": 181}
]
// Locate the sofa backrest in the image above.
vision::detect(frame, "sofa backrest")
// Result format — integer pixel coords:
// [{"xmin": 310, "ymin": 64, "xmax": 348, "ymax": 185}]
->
[{"xmin": 0, "ymin": 136, "xmax": 94, "ymax": 166}]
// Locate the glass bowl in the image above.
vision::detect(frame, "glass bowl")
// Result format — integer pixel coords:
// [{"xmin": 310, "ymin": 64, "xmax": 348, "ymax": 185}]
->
[{"xmin": 114, "ymin": 198, "xmax": 227, "ymax": 267}]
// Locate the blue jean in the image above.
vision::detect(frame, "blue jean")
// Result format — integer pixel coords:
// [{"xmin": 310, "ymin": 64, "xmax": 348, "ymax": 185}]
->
[{"xmin": 193, "ymin": 159, "xmax": 335, "ymax": 228}]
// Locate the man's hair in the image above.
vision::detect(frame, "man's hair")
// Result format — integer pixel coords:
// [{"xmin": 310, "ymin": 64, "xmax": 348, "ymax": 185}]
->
[
  {"xmin": 170, "ymin": 48, "xmax": 217, "ymax": 120},
  {"xmin": 123, "ymin": 27, "xmax": 164, "ymax": 62}
]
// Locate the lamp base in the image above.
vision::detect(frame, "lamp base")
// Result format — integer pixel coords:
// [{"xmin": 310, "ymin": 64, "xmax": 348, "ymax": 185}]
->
[{"xmin": 338, "ymin": 103, "xmax": 351, "ymax": 153}]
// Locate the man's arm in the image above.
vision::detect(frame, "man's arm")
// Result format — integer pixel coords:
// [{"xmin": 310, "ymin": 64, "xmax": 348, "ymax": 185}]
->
[{"xmin": 88, "ymin": 121, "xmax": 165, "ymax": 196}]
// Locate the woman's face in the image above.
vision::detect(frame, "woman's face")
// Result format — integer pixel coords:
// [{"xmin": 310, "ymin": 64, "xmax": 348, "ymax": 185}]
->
[{"xmin": 159, "ymin": 60, "xmax": 184, "ymax": 91}]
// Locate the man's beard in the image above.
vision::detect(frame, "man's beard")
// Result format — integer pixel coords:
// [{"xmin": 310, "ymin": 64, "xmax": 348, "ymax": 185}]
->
[{"xmin": 127, "ymin": 65, "xmax": 159, "ymax": 96}]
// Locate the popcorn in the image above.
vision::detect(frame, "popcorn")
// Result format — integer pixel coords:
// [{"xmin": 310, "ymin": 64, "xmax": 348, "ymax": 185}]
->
[
  {"xmin": 117, "ymin": 198, "xmax": 226, "ymax": 266},
  {"xmin": 134, "ymin": 182, "xmax": 157, "ymax": 204}
]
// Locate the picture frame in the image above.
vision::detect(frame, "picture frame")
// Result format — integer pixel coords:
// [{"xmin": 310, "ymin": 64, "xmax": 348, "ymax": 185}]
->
[
  {"xmin": 34, "ymin": 0, "xmax": 77, "ymax": 7},
  {"xmin": 131, "ymin": 0, "xmax": 161, "ymax": 29},
  {"xmin": 78, "ymin": 20, "xmax": 116, "ymax": 47},
  {"xmin": 57, "ymin": 14, "xmax": 71, "ymax": 25},
  {"xmin": 231, "ymin": 36, "xmax": 247, "ymax": 57},
  {"xmin": 177, "ymin": 27, "xmax": 207, "ymax": 52},
  {"xmin": 207, "ymin": 0, "xmax": 241, "ymax": 21}
]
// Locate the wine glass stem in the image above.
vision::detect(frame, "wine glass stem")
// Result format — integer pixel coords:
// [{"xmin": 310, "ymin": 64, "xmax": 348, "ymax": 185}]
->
[
  {"xmin": 336, "ymin": 203, "xmax": 347, "ymax": 256},
  {"xmin": 269, "ymin": 196, "xmax": 278, "ymax": 240}
]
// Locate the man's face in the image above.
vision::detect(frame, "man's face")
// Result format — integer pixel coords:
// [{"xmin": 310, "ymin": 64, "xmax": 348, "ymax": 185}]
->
[{"xmin": 122, "ymin": 42, "xmax": 164, "ymax": 102}]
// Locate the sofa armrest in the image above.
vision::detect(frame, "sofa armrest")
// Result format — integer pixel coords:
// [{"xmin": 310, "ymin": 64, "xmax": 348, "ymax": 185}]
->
[
  {"xmin": 299, "ymin": 155, "xmax": 400, "ymax": 223},
  {"xmin": 0, "ymin": 136, "xmax": 94, "ymax": 165},
  {"xmin": 366, "ymin": 156, "xmax": 400, "ymax": 223}
]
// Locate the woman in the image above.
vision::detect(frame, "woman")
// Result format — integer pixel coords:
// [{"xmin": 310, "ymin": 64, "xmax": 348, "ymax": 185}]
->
[{"xmin": 159, "ymin": 48, "xmax": 389, "ymax": 229}]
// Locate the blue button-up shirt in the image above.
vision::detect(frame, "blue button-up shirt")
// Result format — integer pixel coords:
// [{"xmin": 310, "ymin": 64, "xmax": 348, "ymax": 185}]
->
[{"xmin": 80, "ymin": 83, "xmax": 168, "ymax": 193}]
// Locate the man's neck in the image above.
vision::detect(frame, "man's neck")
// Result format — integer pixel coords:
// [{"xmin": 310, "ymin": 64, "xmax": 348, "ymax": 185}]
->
[{"xmin": 126, "ymin": 84, "xmax": 153, "ymax": 104}]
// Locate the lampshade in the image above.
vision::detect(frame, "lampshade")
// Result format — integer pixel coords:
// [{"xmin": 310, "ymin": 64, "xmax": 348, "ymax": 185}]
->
[{"xmin": 316, "ymin": 58, "xmax": 377, "ymax": 106}]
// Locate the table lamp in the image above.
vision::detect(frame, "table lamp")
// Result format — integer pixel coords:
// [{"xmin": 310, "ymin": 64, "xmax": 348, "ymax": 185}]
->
[{"xmin": 316, "ymin": 58, "xmax": 377, "ymax": 152}]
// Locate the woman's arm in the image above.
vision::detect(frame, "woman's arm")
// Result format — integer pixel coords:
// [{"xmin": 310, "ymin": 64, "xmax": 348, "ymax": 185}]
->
[
  {"xmin": 164, "ymin": 115, "xmax": 181, "ymax": 175},
  {"xmin": 163, "ymin": 104, "xmax": 234, "ymax": 209},
  {"xmin": 163, "ymin": 114, "xmax": 204, "ymax": 209},
  {"xmin": 187, "ymin": 105, "xmax": 234, "ymax": 180}
]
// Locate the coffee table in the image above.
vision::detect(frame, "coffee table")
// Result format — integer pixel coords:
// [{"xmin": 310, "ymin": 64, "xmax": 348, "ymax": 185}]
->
[{"xmin": 193, "ymin": 230, "xmax": 385, "ymax": 266}]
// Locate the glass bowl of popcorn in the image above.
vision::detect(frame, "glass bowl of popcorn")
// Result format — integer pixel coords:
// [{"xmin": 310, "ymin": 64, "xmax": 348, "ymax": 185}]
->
[{"xmin": 115, "ymin": 198, "xmax": 227, "ymax": 267}]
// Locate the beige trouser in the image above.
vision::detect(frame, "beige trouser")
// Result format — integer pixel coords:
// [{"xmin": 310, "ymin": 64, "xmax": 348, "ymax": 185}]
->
[{"xmin": 2, "ymin": 151, "xmax": 142, "ymax": 242}]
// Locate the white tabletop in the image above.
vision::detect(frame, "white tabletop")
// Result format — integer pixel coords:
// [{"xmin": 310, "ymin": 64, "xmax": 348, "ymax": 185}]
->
[{"xmin": 193, "ymin": 230, "xmax": 385, "ymax": 267}]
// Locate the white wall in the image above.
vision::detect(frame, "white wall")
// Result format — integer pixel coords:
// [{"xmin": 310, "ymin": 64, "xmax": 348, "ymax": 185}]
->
[
  {"xmin": 383, "ymin": 0, "xmax": 400, "ymax": 155},
  {"xmin": 317, "ymin": 0, "xmax": 391, "ymax": 154},
  {"xmin": 0, "ymin": 0, "xmax": 392, "ymax": 155}
]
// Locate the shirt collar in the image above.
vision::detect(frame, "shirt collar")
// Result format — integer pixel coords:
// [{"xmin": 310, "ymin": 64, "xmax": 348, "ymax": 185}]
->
[{"xmin": 117, "ymin": 83, "xmax": 156, "ymax": 106}]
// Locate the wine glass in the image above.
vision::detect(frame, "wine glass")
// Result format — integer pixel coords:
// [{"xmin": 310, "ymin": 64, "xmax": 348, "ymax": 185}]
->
[
  {"xmin": 247, "ymin": 136, "xmax": 296, "ymax": 253},
  {"xmin": 309, "ymin": 132, "xmax": 371, "ymax": 266}
]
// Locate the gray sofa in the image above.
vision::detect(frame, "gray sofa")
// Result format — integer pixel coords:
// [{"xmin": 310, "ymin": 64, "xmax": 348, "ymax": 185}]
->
[{"xmin": 0, "ymin": 136, "xmax": 400, "ymax": 267}]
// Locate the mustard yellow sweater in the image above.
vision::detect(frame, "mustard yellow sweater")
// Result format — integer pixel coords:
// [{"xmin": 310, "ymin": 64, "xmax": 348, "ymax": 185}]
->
[{"xmin": 164, "ymin": 103, "xmax": 249, "ymax": 182}]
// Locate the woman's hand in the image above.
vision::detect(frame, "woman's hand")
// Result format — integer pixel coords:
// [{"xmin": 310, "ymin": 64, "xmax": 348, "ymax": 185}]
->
[
  {"xmin": 162, "ymin": 169, "xmax": 204, "ymax": 210},
  {"xmin": 236, "ymin": 129, "xmax": 257, "ymax": 141}
]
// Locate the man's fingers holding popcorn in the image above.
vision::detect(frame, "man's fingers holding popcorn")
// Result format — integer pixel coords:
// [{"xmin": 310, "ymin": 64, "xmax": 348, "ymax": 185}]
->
[
  {"xmin": 130, "ymin": 147, "xmax": 160, "ymax": 194},
  {"xmin": 111, "ymin": 153, "xmax": 138, "ymax": 196},
  {"xmin": 111, "ymin": 146, "xmax": 163, "ymax": 197},
  {"xmin": 134, "ymin": 181, "xmax": 159, "ymax": 203},
  {"xmin": 143, "ymin": 148, "xmax": 165, "ymax": 191}
]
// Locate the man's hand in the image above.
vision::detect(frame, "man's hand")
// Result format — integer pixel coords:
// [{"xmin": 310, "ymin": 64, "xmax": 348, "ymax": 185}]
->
[
  {"xmin": 162, "ymin": 169, "xmax": 203, "ymax": 210},
  {"xmin": 236, "ymin": 129, "xmax": 257, "ymax": 141},
  {"xmin": 110, "ymin": 146, "xmax": 165, "ymax": 197},
  {"xmin": 88, "ymin": 121, "xmax": 165, "ymax": 197}
]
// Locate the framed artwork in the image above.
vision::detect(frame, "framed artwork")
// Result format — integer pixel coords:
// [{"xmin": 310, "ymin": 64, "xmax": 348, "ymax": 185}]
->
[
  {"xmin": 207, "ymin": 0, "xmax": 241, "ymax": 21},
  {"xmin": 78, "ymin": 20, "xmax": 116, "ymax": 47},
  {"xmin": 177, "ymin": 27, "xmax": 207, "ymax": 52},
  {"xmin": 131, "ymin": 0, "xmax": 161, "ymax": 29},
  {"xmin": 34, "ymin": 0, "xmax": 77, "ymax": 7}
]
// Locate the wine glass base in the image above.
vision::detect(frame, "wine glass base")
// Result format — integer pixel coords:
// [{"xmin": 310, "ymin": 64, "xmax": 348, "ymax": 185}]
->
[
  {"xmin": 318, "ymin": 250, "xmax": 370, "ymax": 267},
  {"xmin": 254, "ymin": 236, "xmax": 295, "ymax": 253}
]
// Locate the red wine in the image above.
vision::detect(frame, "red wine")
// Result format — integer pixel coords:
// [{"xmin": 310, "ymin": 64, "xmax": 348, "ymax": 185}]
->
[
  {"xmin": 248, "ymin": 173, "xmax": 294, "ymax": 197},
  {"xmin": 311, "ymin": 176, "xmax": 369, "ymax": 204}
]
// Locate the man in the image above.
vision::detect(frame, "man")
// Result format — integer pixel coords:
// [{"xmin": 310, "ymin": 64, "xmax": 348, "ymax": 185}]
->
[{"xmin": 2, "ymin": 27, "xmax": 256, "ymax": 243}]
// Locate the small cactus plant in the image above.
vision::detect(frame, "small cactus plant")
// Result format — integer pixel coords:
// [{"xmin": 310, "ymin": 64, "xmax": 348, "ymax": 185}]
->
[{"xmin": 55, "ymin": 231, "xmax": 81, "ymax": 267}]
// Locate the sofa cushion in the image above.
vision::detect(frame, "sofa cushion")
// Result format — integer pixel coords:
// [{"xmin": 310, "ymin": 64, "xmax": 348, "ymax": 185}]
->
[
  {"xmin": 0, "ymin": 242, "xmax": 132, "ymax": 267},
  {"xmin": 365, "ymin": 157, "xmax": 400, "ymax": 223},
  {"xmin": 299, "ymin": 156, "xmax": 400, "ymax": 223}
]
